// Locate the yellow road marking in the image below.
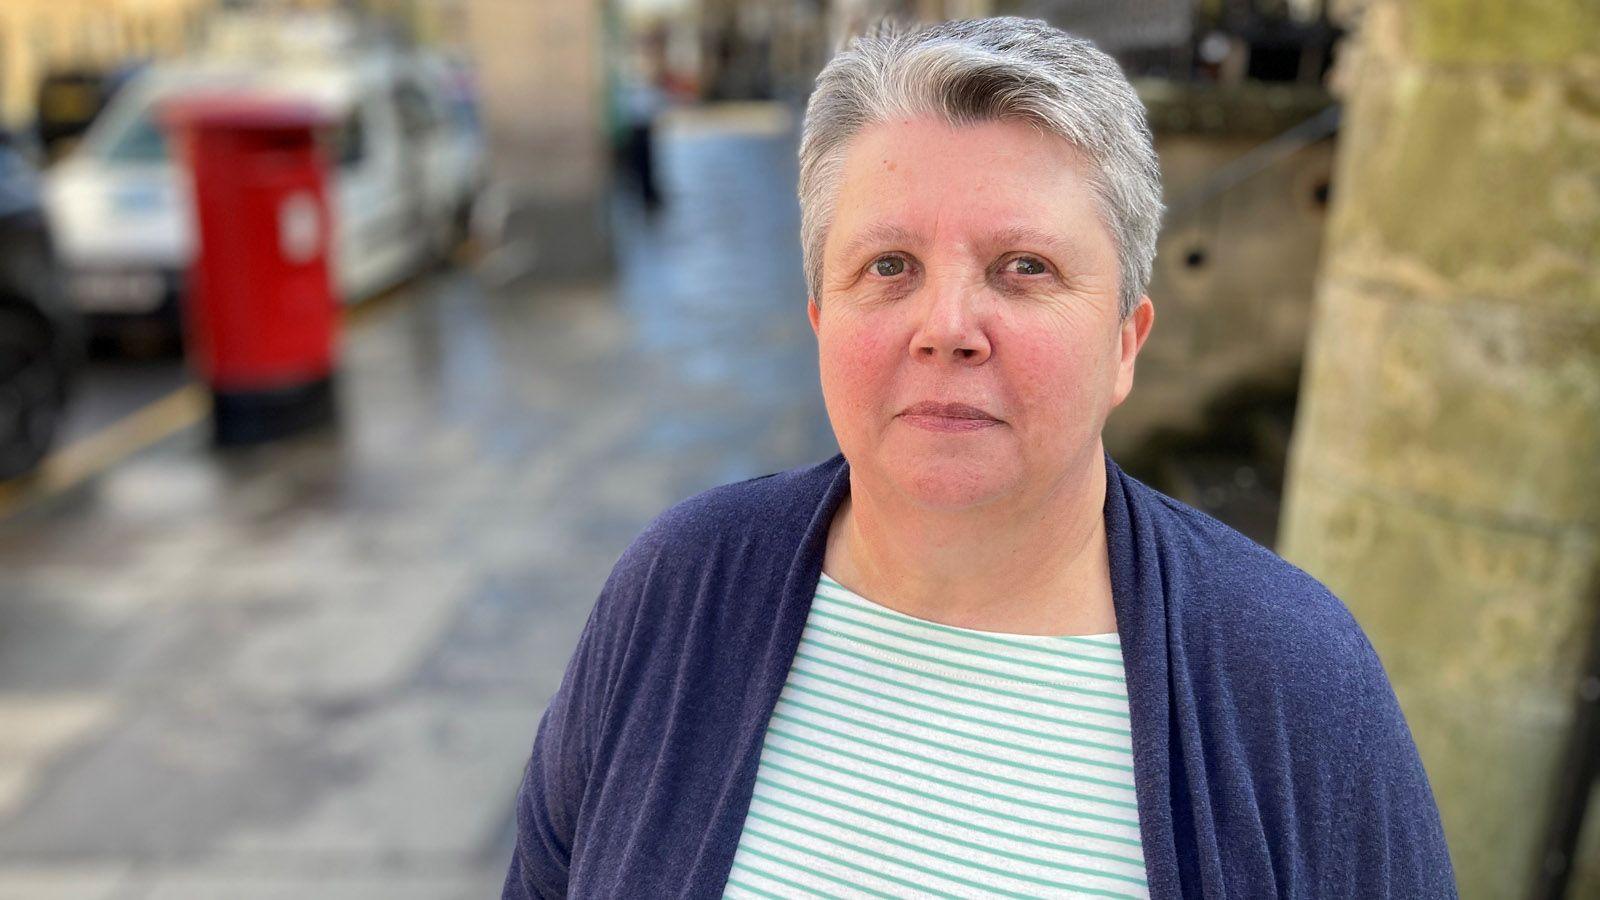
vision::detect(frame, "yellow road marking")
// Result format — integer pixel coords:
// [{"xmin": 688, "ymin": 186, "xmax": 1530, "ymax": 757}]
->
[
  {"xmin": 0, "ymin": 275, "xmax": 420, "ymax": 521},
  {"xmin": 0, "ymin": 383, "xmax": 208, "ymax": 516}
]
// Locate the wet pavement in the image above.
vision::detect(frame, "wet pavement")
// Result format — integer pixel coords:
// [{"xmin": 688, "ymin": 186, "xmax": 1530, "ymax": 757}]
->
[
  {"xmin": 54, "ymin": 358, "xmax": 191, "ymax": 447},
  {"xmin": 0, "ymin": 103, "xmax": 837, "ymax": 898}
]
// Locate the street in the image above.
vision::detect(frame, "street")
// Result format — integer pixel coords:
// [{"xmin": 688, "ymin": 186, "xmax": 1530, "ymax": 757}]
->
[{"xmin": 0, "ymin": 104, "xmax": 837, "ymax": 899}]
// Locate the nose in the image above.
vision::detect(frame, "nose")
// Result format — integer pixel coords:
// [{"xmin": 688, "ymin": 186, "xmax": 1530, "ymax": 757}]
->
[{"xmin": 910, "ymin": 276, "xmax": 991, "ymax": 366}]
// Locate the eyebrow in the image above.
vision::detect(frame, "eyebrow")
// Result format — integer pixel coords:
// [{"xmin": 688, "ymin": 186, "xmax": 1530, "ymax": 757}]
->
[
  {"xmin": 834, "ymin": 222, "xmax": 1084, "ymax": 264},
  {"xmin": 835, "ymin": 223, "xmax": 922, "ymax": 263}
]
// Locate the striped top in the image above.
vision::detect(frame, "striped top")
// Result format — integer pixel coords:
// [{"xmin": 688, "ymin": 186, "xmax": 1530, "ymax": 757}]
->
[{"xmin": 723, "ymin": 573, "xmax": 1149, "ymax": 900}]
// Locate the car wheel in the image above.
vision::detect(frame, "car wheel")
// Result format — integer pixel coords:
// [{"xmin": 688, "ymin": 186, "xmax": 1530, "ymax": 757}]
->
[{"xmin": 0, "ymin": 307, "xmax": 67, "ymax": 481}]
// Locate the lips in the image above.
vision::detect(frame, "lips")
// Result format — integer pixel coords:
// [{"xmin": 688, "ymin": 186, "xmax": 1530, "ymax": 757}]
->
[{"xmin": 899, "ymin": 401, "xmax": 1000, "ymax": 422}]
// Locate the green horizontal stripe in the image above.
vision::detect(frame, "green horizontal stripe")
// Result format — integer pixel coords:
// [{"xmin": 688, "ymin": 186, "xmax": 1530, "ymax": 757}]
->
[
  {"xmin": 746, "ymin": 809, "xmax": 1141, "ymax": 900},
  {"xmin": 738, "ymin": 825, "xmax": 963, "ymax": 899},
  {"xmin": 767, "ymin": 719, "xmax": 1143, "ymax": 825},
  {"xmin": 779, "ymin": 682, "xmax": 1133, "ymax": 780},
  {"xmin": 750, "ymin": 793, "xmax": 1147, "ymax": 892},
  {"xmin": 754, "ymin": 769, "xmax": 1147, "ymax": 870},
  {"xmin": 792, "ymin": 645, "xmax": 1131, "ymax": 722},
  {"xmin": 790, "ymin": 657, "xmax": 1134, "ymax": 743},
  {"xmin": 758, "ymin": 755, "xmax": 1144, "ymax": 852}
]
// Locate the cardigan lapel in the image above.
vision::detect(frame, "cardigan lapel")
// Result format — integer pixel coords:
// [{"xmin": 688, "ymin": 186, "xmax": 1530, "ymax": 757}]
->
[
  {"xmin": 1104, "ymin": 453, "xmax": 1186, "ymax": 898},
  {"xmin": 683, "ymin": 454, "xmax": 852, "ymax": 898},
  {"xmin": 1108, "ymin": 453, "xmax": 1244, "ymax": 899}
]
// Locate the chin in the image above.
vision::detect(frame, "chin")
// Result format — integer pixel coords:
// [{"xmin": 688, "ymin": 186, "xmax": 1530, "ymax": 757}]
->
[{"xmin": 887, "ymin": 451, "xmax": 1020, "ymax": 510}]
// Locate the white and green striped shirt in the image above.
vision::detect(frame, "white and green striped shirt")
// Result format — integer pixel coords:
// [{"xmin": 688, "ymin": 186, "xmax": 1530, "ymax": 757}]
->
[{"xmin": 723, "ymin": 573, "xmax": 1149, "ymax": 899}]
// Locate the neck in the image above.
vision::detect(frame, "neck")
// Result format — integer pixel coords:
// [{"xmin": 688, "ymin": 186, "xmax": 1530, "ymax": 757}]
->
[{"xmin": 827, "ymin": 444, "xmax": 1116, "ymax": 636}]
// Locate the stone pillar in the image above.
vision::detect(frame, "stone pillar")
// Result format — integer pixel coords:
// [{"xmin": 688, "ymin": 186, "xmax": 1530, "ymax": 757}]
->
[
  {"xmin": 1277, "ymin": 1, "xmax": 1600, "ymax": 896},
  {"xmin": 464, "ymin": 0, "xmax": 611, "ymax": 282}
]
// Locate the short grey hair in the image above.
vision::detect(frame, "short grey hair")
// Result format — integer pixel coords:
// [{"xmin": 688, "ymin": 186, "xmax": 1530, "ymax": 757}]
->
[{"xmin": 798, "ymin": 16, "xmax": 1163, "ymax": 319}]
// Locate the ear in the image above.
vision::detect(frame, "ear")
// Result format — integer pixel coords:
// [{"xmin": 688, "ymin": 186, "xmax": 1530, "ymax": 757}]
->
[
  {"xmin": 808, "ymin": 296, "xmax": 822, "ymax": 336},
  {"xmin": 1110, "ymin": 296, "xmax": 1154, "ymax": 409}
]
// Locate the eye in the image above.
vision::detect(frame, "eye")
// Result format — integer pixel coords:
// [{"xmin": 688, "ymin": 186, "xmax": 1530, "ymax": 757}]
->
[
  {"xmin": 1003, "ymin": 256, "xmax": 1050, "ymax": 277},
  {"xmin": 871, "ymin": 255, "xmax": 908, "ymax": 278}
]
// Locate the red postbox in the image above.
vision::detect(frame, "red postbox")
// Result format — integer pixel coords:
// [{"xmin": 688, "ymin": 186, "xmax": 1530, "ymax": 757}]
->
[{"xmin": 165, "ymin": 97, "xmax": 339, "ymax": 446}]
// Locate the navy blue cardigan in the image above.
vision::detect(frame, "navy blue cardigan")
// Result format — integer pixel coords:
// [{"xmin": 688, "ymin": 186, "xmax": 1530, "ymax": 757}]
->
[{"xmin": 502, "ymin": 453, "xmax": 1456, "ymax": 898}]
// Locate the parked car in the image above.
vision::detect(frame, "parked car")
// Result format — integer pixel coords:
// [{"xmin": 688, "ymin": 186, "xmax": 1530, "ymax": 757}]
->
[
  {"xmin": 42, "ymin": 40, "xmax": 486, "ymax": 346},
  {"xmin": 0, "ymin": 132, "xmax": 81, "ymax": 481}
]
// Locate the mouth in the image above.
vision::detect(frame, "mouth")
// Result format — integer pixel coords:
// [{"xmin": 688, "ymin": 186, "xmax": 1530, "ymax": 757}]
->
[{"xmin": 897, "ymin": 401, "xmax": 1002, "ymax": 433}]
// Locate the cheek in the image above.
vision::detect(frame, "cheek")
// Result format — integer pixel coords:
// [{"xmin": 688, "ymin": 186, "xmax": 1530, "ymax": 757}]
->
[
  {"xmin": 820, "ymin": 320, "xmax": 901, "ymax": 411},
  {"xmin": 1002, "ymin": 331, "xmax": 1106, "ymax": 423}
]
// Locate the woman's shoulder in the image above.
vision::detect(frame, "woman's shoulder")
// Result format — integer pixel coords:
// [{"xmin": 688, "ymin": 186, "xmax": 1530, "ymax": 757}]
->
[
  {"xmin": 1123, "ymin": 472, "xmax": 1362, "ymax": 641},
  {"xmin": 1118, "ymin": 470, "xmax": 1393, "ymax": 725},
  {"xmin": 1118, "ymin": 470, "xmax": 1453, "ymax": 892},
  {"xmin": 589, "ymin": 454, "xmax": 845, "ymax": 619},
  {"xmin": 622, "ymin": 453, "xmax": 846, "ymax": 563}
]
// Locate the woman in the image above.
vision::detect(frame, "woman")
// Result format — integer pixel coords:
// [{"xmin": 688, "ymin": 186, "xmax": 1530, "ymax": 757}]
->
[{"xmin": 503, "ymin": 17, "xmax": 1456, "ymax": 899}]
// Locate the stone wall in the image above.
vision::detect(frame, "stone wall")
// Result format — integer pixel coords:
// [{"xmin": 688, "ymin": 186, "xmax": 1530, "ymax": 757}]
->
[
  {"xmin": 1106, "ymin": 83, "xmax": 1336, "ymax": 460},
  {"xmin": 1278, "ymin": 1, "xmax": 1600, "ymax": 895}
]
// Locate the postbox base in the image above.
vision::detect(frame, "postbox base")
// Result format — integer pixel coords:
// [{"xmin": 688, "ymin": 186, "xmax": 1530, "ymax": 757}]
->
[{"xmin": 211, "ymin": 376, "xmax": 337, "ymax": 447}]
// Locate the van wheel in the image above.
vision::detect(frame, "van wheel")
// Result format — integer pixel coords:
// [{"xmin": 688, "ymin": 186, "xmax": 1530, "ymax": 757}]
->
[{"xmin": 0, "ymin": 307, "xmax": 66, "ymax": 481}]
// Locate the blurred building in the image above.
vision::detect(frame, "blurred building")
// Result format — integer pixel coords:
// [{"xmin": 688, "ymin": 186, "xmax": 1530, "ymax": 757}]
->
[
  {"xmin": 0, "ymin": 0, "xmax": 476, "ymax": 147},
  {"xmin": 462, "ymin": 0, "xmax": 611, "ymax": 280},
  {"xmin": 669, "ymin": 0, "xmax": 1345, "ymax": 105},
  {"xmin": 0, "ymin": 0, "xmax": 210, "ymax": 132}
]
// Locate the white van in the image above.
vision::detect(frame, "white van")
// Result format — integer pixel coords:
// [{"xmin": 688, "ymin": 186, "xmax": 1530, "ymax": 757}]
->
[{"xmin": 43, "ymin": 33, "xmax": 484, "ymax": 341}]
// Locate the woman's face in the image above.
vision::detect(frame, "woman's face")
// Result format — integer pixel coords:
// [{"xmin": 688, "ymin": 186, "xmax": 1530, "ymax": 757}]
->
[{"xmin": 811, "ymin": 115, "xmax": 1154, "ymax": 511}]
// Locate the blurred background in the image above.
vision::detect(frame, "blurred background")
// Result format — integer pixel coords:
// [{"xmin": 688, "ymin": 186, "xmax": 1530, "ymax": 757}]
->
[{"xmin": 0, "ymin": 0, "xmax": 1594, "ymax": 897}]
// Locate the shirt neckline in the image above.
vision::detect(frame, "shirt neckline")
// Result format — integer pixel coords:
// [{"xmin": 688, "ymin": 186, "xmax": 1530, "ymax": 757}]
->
[{"xmin": 817, "ymin": 570, "xmax": 1122, "ymax": 647}]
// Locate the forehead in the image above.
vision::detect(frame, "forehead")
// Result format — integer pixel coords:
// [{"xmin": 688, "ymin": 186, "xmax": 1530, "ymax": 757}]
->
[{"xmin": 824, "ymin": 116, "xmax": 1111, "ymax": 260}]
